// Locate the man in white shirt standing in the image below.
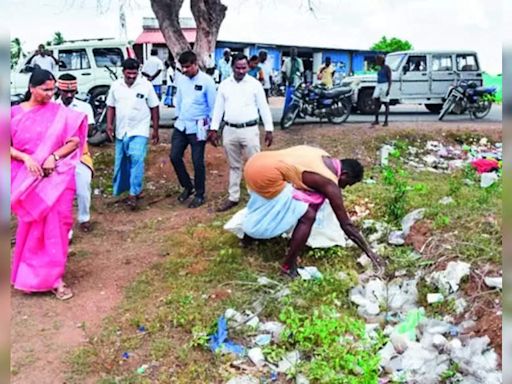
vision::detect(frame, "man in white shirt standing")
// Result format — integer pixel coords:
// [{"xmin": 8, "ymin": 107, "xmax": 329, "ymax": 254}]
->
[
  {"xmin": 56, "ymin": 73, "xmax": 95, "ymax": 233},
  {"xmin": 30, "ymin": 44, "xmax": 58, "ymax": 73},
  {"xmin": 217, "ymin": 48, "xmax": 233, "ymax": 82},
  {"xmin": 142, "ymin": 48, "xmax": 165, "ymax": 99},
  {"xmin": 258, "ymin": 50, "xmax": 273, "ymax": 101},
  {"xmin": 106, "ymin": 58, "xmax": 160, "ymax": 210},
  {"xmin": 209, "ymin": 53, "xmax": 274, "ymax": 212}
]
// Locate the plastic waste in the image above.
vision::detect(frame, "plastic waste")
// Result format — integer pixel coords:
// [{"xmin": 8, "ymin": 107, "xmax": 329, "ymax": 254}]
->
[
  {"xmin": 297, "ymin": 266, "xmax": 323, "ymax": 280},
  {"xmin": 484, "ymin": 276, "xmax": 502, "ymax": 289},
  {"xmin": 248, "ymin": 347, "xmax": 266, "ymax": 367},
  {"xmin": 226, "ymin": 375, "xmax": 259, "ymax": 384},
  {"xmin": 395, "ymin": 308, "xmax": 425, "ymax": 341},
  {"xmin": 480, "ymin": 172, "xmax": 499, "ymax": 188},
  {"xmin": 209, "ymin": 316, "xmax": 246, "ymax": 356},
  {"xmin": 427, "ymin": 293, "xmax": 444, "ymax": 304}
]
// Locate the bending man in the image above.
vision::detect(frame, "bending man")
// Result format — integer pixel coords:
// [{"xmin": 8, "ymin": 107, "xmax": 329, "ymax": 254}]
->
[{"xmin": 241, "ymin": 145, "xmax": 384, "ymax": 277}]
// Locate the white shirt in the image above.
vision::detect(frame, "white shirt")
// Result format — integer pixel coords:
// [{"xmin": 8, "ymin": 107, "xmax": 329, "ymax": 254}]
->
[
  {"xmin": 31, "ymin": 54, "xmax": 56, "ymax": 73},
  {"xmin": 106, "ymin": 76, "xmax": 160, "ymax": 138},
  {"xmin": 56, "ymin": 97, "xmax": 95, "ymax": 124},
  {"xmin": 142, "ymin": 56, "xmax": 164, "ymax": 85},
  {"xmin": 211, "ymin": 75, "xmax": 273, "ymax": 132},
  {"xmin": 259, "ymin": 60, "xmax": 273, "ymax": 89}
]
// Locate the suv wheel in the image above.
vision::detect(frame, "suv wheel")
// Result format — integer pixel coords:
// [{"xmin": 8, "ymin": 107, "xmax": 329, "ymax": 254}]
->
[
  {"xmin": 425, "ymin": 104, "xmax": 443, "ymax": 113},
  {"xmin": 89, "ymin": 86, "xmax": 109, "ymax": 115},
  {"xmin": 357, "ymin": 88, "xmax": 378, "ymax": 114}
]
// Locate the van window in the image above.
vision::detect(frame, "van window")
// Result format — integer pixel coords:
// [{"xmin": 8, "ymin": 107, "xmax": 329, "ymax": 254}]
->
[
  {"xmin": 58, "ymin": 49, "xmax": 91, "ymax": 70},
  {"xmin": 456, "ymin": 54, "xmax": 479, "ymax": 71},
  {"xmin": 93, "ymin": 48, "xmax": 124, "ymax": 67},
  {"xmin": 385, "ymin": 54, "xmax": 406, "ymax": 71},
  {"xmin": 432, "ymin": 55, "xmax": 453, "ymax": 71},
  {"xmin": 404, "ymin": 55, "xmax": 427, "ymax": 72}
]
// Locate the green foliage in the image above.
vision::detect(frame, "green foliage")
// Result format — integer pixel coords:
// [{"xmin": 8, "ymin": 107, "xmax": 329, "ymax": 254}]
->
[
  {"xmin": 381, "ymin": 165, "xmax": 409, "ymax": 224},
  {"xmin": 52, "ymin": 31, "xmax": 65, "ymax": 45},
  {"xmin": 440, "ymin": 362, "xmax": 461, "ymax": 383},
  {"xmin": 370, "ymin": 36, "xmax": 413, "ymax": 53},
  {"xmin": 277, "ymin": 305, "xmax": 385, "ymax": 383}
]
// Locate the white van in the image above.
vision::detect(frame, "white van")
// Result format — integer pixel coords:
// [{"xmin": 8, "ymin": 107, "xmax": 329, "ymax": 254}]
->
[
  {"xmin": 342, "ymin": 50, "xmax": 483, "ymax": 114},
  {"xmin": 11, "ymin": 39, "xmax": 135, "ymax": 111}
]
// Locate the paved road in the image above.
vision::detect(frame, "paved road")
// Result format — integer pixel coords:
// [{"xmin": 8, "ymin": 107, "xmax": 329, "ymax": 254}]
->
[{"xmin": 159, "ymin": 102, "xmax": 501, "ymax": 127}]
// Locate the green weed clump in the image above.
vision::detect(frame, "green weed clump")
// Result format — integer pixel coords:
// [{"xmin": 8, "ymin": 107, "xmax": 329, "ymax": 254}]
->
[{"xmin": 273, "ymin": 305, "xmax": 386, "ymax": 383}]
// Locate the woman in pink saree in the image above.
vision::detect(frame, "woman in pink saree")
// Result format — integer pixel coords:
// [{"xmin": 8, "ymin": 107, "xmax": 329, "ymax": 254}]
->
[{"xmin": 11, "ymin": 69, "xmax": 87, "ymax": 300}]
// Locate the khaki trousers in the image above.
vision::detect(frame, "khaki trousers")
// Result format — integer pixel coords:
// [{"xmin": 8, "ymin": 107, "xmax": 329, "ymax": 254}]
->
[{"xmin": 222, "ymin": 125, "xmax": 261, "ymax": 202}]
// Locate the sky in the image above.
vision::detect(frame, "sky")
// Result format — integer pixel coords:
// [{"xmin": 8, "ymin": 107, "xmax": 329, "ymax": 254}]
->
[{"xmin": 6, "ymin": 0, "xmax": 503, "ymax": 74}]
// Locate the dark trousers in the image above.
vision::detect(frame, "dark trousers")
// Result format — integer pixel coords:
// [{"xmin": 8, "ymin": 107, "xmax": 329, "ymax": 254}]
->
[{"xmin": 170, "ymin": 129, "xmax": 206, "ymax": 198}]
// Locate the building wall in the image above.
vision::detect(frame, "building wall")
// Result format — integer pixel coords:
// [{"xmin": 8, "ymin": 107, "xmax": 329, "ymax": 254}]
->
[{"xmin": 322, "ymin": 50, "xmax": 350, "ymax": 76}]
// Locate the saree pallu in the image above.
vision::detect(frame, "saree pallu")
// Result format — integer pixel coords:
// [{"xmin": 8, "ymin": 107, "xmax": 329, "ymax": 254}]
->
[{"xmin": 10, "ymin": 102, "xmax": 87, "ymax": 292}]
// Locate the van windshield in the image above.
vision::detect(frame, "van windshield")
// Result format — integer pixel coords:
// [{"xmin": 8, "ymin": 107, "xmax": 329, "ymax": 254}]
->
[{"xmin": 385, "ymin": 54, "xmax": 406, "ymax": 71}]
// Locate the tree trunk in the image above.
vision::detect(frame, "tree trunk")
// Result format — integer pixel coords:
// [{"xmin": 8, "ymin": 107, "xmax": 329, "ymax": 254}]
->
[
  {"xmin": 150, "ymin": 0, "xmax": 191, "ymax": 61},
  {"xmin": 190, "ymin": 0, "xmax": 227, "ymax": 69}
]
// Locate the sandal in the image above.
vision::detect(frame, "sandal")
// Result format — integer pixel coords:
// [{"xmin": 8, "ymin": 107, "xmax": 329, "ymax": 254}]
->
[
  {"xmin": 52, "ymin": 285, "xmax": 73, "ymax": 301},
  {"xmin": 280, "ymin": 264, "xmax": 299, "ymax": 279}
]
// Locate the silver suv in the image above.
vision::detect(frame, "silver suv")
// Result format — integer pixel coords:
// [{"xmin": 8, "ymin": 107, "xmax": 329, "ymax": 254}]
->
[{"xmin": 342, "ymin": 50, "xmax": 483, "ymax": 114}]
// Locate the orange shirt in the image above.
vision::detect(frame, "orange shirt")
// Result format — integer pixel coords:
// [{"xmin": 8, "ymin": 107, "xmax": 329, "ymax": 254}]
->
[{"xmin": 244, "ymin": 145, "xmax": 338, "ymax": 199}]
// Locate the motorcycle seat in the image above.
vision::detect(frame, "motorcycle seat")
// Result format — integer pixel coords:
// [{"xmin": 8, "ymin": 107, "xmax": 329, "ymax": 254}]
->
[
  {"xmin": 317, "ymin": 87, "xmax": 352, "ymax": 98},
  {"xmin": 473, "ymin": 86, "xmax": 496, "ymax": 95}
]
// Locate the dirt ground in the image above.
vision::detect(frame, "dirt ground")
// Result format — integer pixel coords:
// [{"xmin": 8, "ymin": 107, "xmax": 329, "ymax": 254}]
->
[{"xmin": 10, "ymin": 121, "xmax": 502, "ymax": 383}]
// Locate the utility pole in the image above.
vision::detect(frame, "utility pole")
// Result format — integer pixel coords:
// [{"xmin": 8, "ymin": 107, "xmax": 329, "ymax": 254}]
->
[{"xmin": 119, "ymin": 0, "xmax": 128, "ymax": 41}]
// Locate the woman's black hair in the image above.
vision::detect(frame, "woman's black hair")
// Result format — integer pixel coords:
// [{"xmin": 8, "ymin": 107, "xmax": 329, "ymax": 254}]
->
[{"xmin": 24, "ymin": 69, "xmax": 56, "ymax": 101}]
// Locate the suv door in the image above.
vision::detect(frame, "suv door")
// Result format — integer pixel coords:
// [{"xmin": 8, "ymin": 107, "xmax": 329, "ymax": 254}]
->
[
  {"xmin": 57, "ymin": 48, "xmax": 94, "ymax": 98},
  {"xmin": 455, "ymin": 53, "xmax": 482, "ymax": 86},
  {"xmin": 400, "ymin": 55, "xmax": 429, "ymax": 95},
  {"xmin": 431, "ymin": 54, "xmax": 455, "ymax": 96}
]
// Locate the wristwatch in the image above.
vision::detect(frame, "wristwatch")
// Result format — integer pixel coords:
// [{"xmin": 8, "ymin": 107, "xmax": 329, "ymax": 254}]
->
[{"xmin": 52, "ymin": 153, "xmax": 60, "ymax": 161}]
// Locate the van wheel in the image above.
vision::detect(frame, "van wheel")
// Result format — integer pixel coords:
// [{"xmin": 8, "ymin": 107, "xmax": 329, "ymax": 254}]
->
[
  {"xmin": 89, "ymin": 86, "xmax": 109, "ymax": 115},
  {"xmin": 357, "ymin": 88, "xmax": 378, "ymax": 114},
  {"xmin": 425, "ymin": 104, "xmax": 443, "ymax": 113}
]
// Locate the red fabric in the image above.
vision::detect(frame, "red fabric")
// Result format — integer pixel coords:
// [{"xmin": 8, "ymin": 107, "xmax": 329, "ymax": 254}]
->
[{"xmin": 471, "ymin": 158, "xmax": 500, "ymax": 174}]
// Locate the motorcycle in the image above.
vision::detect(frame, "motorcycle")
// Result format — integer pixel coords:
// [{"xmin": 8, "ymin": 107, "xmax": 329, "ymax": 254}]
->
[
  {"xmin": 11, "ymin": 93, "xmax": 25, "ymax": 106},
  {"xmin": 280, "ymin": 82, "xmax": 353, "ymax": 129},
  {"xmin": 87, "ymin": 64, "xmax": 118, "ymax": 146},
  {"xmin": 438, "ymin": 80, "xmax": 497, "ymax": 121}
]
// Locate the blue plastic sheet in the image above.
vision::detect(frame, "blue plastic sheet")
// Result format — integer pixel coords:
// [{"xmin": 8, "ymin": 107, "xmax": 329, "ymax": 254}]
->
[{"xmin": 209, "ymin": 316, "xmax": 246, "ymax": 356}]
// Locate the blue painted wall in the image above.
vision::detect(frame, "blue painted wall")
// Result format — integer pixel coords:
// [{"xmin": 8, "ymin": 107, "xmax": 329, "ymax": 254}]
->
[
  {"xmin": 322, "ymin": 51, "xmax": 350, "ymax": 75},
  {"xmin": 352, "ymin": 53, "xmax": 366, "ymax": 73}
]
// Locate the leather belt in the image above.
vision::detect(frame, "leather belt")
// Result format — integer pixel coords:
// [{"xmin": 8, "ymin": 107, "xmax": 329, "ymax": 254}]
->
[{"xmin": 224, "ymin": 119, "xmax": 259, "ymax": 128}]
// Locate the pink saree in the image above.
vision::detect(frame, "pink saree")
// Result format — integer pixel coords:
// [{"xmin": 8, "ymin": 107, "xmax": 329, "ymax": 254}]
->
[{"xmin": 11, "ymin": 102, "xmax": 87, "ymax": 292}]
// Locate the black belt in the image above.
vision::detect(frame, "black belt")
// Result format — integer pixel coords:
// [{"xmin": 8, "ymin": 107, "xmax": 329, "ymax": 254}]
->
[{"xmin": 224, "ymin": 119, "xmax": 259, "ymax": 128}]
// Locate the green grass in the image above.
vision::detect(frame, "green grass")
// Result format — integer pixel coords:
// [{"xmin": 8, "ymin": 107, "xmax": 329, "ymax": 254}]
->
[{"xmin": 66, "ymin": 131, "xmax": 502, "ymax": 383}]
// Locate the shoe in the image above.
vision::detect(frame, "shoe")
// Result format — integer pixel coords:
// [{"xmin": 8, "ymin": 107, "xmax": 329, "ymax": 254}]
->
[
  {"xmin": 177, "ymin": 188, "xmax": 195, "ymax": 203},
  {"xmin": 383, "ymin": 122, "xmax": 389, "ymax": 127},
  {"xmin": 79, "ymin": 221, "xmax": 92, "ymax": 232},
  {"xmin": 188, "ymin": 196, "xmax": 205, "ymax": 208},
  {"xmin": 126, "ymin": 197, "xmax": 139, "ymax": 211},
  {"xmin": 215, "ymin": 199, "xmax": 239, "ymax": 212},
  {"xmin": 370, "ymin": 121, "xmax": 379, "ymax": 126}
]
